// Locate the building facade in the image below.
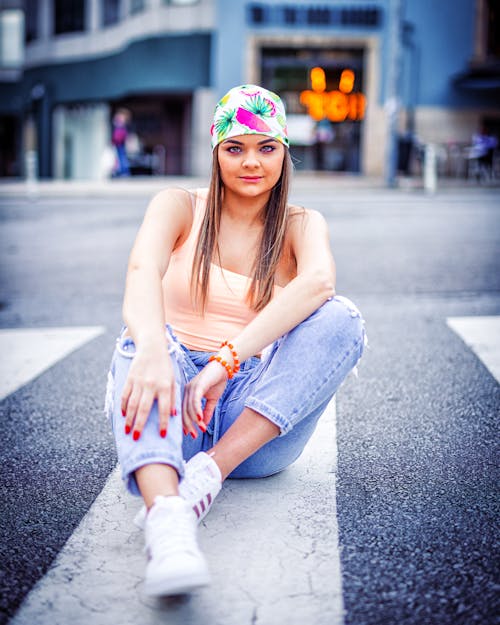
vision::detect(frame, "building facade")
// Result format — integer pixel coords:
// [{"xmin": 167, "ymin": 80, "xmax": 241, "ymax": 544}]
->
[{"xmin": 0, "ymin": 0, "xmax": 498, "ymax": 180}]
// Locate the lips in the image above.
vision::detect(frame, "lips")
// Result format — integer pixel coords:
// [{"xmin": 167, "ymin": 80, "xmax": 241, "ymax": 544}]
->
[{"xmin": 240, "ymin": 176, "xmax": 262, "ymax": 182}]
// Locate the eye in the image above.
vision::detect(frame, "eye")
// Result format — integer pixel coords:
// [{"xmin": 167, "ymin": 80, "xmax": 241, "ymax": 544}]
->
[
  {"xmin": 260, "ymin": 145, "xmax": 276, "ymax": 153},
  {"xmin": 227, "ymin": 146, "xmax": 242, "ymax": 154}
]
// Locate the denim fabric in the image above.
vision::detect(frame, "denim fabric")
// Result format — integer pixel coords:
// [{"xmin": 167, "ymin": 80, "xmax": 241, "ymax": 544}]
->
[{"xmin": 105, "ymin": 296, "xmax": 366, "ymax": 494}]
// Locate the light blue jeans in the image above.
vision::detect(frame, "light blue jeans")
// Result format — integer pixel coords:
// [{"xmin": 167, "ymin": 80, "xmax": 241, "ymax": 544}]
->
[{"xmin": 105, "ymin": 296, "xmax": 366, "ymax": 496}]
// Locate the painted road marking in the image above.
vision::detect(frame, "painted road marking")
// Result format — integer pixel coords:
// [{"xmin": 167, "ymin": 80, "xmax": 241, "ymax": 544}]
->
[
  {"xmin": 0, "ymin": 326, "xmax": 106, "ymax": 401},
  {"xmin": 10, "ymin": 397, "xmax": 343, "ymax": 625},
  {"xmin": 447, "ymin": 316, "xmax": 500, "ymax": 384}
]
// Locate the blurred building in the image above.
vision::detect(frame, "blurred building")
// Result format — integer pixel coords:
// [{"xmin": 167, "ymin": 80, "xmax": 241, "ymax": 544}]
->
[{"xmin": 0, "ymin": 0, "xmax": 498, "ymax": 180}]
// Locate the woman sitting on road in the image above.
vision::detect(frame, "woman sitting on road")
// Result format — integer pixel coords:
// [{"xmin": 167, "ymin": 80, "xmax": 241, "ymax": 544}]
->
[{"xmin": 105, "ymin": 84, "xmax": 366, "ymax": 596}]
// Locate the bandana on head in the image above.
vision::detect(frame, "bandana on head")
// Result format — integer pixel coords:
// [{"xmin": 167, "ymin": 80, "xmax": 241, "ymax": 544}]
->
[{"xmin": 210, "ymin": 84, "xmax": 289, "ymax": 150}]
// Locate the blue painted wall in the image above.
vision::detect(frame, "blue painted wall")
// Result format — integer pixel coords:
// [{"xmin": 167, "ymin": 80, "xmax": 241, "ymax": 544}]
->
[
  {"xmin": 403, "ymin": 0, "xmax": 477, "ymax": 107},
  {"xmin": 214, "ymin": 0, "xmax": 495, "ymax": 109}
]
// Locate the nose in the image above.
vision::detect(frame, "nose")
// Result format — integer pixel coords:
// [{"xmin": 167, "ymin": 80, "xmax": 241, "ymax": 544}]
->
[{"xmin": 242, "ymin": 150, "xmax": 260, "ymax": 168}]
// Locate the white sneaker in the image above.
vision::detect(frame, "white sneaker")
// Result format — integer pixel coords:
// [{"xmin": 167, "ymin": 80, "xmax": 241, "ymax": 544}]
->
[
  {"xmin": 143, "ymin": 495, "xmax": 210, "ymax": 596},
  {"xmin": 134, "ymin": 452, "xmax": 222, "ymax": 529},
  {"xmin": 181, "ymin": 452, "xmax": 223, "ymax": 522}
]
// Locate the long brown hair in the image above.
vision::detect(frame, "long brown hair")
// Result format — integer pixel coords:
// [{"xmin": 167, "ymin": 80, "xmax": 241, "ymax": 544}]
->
[{"xmin": 191, "ymin": 146, "xmax": 293, "ymax": 313}]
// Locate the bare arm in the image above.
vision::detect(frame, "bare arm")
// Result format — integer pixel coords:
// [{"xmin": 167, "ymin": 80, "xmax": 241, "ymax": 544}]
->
[
  {"xmin": 121, "ymin": 188, "xmax": 193, "ymax": 438},
  {"xmin": 231, "ymin": 209, "xmax": 336, "ymax": 360},
  {"xmin": 183, "ymin": 208, "xmax": 336, "ymax": 430}
]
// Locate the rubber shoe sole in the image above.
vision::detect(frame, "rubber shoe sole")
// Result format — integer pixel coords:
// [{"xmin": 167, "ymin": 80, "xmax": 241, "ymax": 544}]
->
[{"xmin": 143, "ymin": 568, "xmax": 210, "ymax": 596}]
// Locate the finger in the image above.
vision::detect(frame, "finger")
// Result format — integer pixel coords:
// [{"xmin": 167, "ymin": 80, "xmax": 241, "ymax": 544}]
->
[
  {"xmin": 124, "ymin": 384, "xmax": 142, "ymax": 435},
  {"xmin": 202, "ymin": 398, "xmax": 217, "ymax": 427},
  {"xmin": 182, "ymin": 384, "xmax": 198, "ymax": 439},
  {"xmin": 131, "ymin": 387, "xmax": 156, "ymax": 440},
  {"xmin": 191, "ymin": 390, "xmax": 208, "ymax": 435},
  {"xmin": 157, "ymin": 389, "xmax": 170, "ymax": 438},
  {"xmin": 121, "ymin": 378, "xmax": 133, "ymax": 418},
  {"xmin": 170, "ymin": 380, "xmax": 177, "ymax": 419}
]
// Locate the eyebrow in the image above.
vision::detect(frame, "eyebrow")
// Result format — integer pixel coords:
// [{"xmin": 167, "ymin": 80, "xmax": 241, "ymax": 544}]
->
[{"xmin": 222, "ymin": 138, "xmax": 278, "ymax": 146}]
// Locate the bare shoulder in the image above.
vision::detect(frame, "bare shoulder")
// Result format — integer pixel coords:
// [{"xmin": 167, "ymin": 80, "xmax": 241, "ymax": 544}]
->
[
  {"xmin": 146, "ymin": 186, "xmax": 195, "ymax": 227},
  {"xmin": 287, "ymin": 205, "xmax": 328, "ymax": 237},
  {"xmin": 148, "ymin": 186, "xmax": 195, "ymax": 215},
  {"xmin": 132, "ymin": 187, "xmax": 198, "ymax": 254}
]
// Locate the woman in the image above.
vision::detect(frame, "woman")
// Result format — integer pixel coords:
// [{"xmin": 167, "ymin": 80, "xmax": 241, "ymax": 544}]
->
[
  {"xmin": 111, "ymin": 108, "xmax": 131, "ymax": 177},
  {"xmin": 105, "ymin": 85, "xmax": 366, "ymax": 597}
]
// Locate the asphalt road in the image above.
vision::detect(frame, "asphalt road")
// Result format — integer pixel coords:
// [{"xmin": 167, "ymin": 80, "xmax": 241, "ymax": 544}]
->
[{"xmin": 0, "ymin": 180, "xmax": 498, "ymax": 625}]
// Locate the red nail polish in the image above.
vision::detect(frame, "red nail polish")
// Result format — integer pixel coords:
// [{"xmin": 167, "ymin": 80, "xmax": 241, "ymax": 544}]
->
[
  {"xmin": 160, "ymin": 428, "xmax": 167, "ymax": 438},
  {"xmin": 171, "ymin": 408, "xmax": 177, "ymax": 416},
  {"xmin": 199, "ymin": 422, "xmax": 207, "ymax": 432},
  {"xmin": 125, "ymin": 424, "xmax": 131, "ymax": 435},
  {"xmin": 190, "ymin": 431, "xmax": 198, "ymax": 439},
  {"xmin": 121, "ymin": 409, "xmax": 126, "ymax": 417},
  {"xmin": 133, "ymin": 430, "xmax": 140, "ymax": 441}
]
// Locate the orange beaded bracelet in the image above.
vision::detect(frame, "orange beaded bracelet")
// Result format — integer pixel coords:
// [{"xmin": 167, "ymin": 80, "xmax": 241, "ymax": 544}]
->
[
  {"xmin": 208, "ymin": 355, "xmax": 234, "ymax": 379},
  {"xmin": 209, "ymin": 341, "xmax": 241, "ymax": 379},
  {"xmin": 220, "ymin": 341, "xmax": 241, "ymax": 375}
]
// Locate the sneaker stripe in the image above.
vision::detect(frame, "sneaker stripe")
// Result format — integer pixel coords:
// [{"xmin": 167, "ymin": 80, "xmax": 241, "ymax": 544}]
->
[
  {"xmin": 193, "ymin": 504, "xmax": 201, "ymax": 519},
  {"xmin": 207, "ymin": 493, "xmax": 212, "ymax": 506},
  {"xmin": 200, "ymin": 499, "xmax": 206, "ymax": 513}
]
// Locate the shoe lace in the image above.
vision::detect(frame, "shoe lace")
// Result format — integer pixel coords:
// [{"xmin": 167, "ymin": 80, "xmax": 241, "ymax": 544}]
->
[{"xmin": 181, "ymin": 459, "xmax": 220, "ymax": 503}]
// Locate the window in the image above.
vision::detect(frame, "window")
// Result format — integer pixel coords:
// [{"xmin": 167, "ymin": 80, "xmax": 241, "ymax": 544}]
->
[
  {"xmin": 102, "ymin": 0, "xmax": 121, "ymax": 27},
  {"xmin": 307, "ymin": 8, "xmax": 331, "ymax": 25},
  {"xmin": 130, "ymin": 0, "xmax": 145, "ymax": 15},
  {"xmin": 24, "ymin": 0, "xmax": 38, "ymax": 42},
  {"xmin": 475, "ymin": 0, "xmax": 500, "ymax": 60},
  {"xmin": 0, "ymin": 9, "xmax": 24, "ymax": 67},
  {"xmin": 486, "ymin": 0, "xmax": 500, "ymax": 58},
  {"xmin": 248, "ymin": 4, "xmax": 381, "ymax": 28},
  {"xmin": 250, "ymin": 5, "xmax": 265, "ymax": 24},
  {"xmin": 54, "ymin": 0, "xmax": 84, "ymax": 35},
  {"xmin": 283, "ymin": 8, "xmax": 298, "ymax": 25}
]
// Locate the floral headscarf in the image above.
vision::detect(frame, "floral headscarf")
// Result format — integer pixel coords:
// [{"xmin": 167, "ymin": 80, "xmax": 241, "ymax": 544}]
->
[{"xmin": 211, "ymin": 84, "xmax": 289, "ymax": 149}]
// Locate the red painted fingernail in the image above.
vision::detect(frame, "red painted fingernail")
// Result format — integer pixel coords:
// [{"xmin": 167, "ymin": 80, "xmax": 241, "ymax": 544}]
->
[
  {"xmin": 121, "ymin": 409, "xmax": 126, "ymax": 417},
  {"xmin": 160, "ymin": 428, "xmax": 167, "ymax": 438},
  {"xmin": 125, "ymin": 424, "xmax": 131, "ymax": 435},
  {"xmin": 133, "ymin": 430, "xmax": 141, "ymax": 441},
  {"xmin": 199, "ymin": 422, "xmax": 207, "ymax": 432},
  {"xmin": 197, "ymin": 414, "xmax": 203, "ymax": 422},
  {"xmin": 171, "ymin": 408, "xmax": 177, "ymax": 416},
  {"xmin": 190, "ymin": 431, "xmax": 198, "ymax": 439},
  {"xmin": 183, "ymin": 427, "xmax": 187, "ymax": 435}
]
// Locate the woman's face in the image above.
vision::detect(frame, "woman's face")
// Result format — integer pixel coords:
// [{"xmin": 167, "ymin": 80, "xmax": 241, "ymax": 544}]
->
[{"xmin": 217, "ymin": 134, "xmax": 285, "ymax": 200}]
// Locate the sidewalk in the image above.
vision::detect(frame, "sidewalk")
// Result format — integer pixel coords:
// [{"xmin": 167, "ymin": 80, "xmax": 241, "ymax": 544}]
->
[
  {"xmin": 1, "ymin": 172, "xmax": 497, "ymax": 199},
  {"xmin": 9, "ymin": 399, "xmax": 343, "ymax": 625}
]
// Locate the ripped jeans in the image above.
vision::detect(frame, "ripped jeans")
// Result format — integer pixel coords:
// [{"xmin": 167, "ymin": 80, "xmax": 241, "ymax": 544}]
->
[{"xmin": 105, "ymin": 296, "xmax": 367, "ymax": 496}]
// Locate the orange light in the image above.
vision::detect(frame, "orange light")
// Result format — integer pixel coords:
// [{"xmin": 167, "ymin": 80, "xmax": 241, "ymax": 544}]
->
[
  {"xmin": 339, "ymin": 69, "xmax": 355, "ymax": 94},
  {"xmin": 300, "ymin": 67, "xmax": 365, "ymax": 122},
  {"xmin": 347, "ymin": 93, "xmax": 366, "ymax": 120},
  {"xmin": 326, "ymin": 92, "xmax": 349, "ymax": 122},
  {"xmin": 310, "ymin": 67, "xmax": 326, "ymax": 93}
]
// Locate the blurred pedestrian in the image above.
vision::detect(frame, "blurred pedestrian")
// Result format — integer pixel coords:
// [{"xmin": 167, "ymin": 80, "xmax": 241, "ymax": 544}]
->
[
  {"xmin": 105, "ymin": 84, "xmax": 366, "ymax": 596},
  {"xmin": 111, "ymin": 108, "xmax": 131, "ymax": 177},
  {"xmin": 467, "ymin": 126, "xmax": 498, "ymax": 180}
]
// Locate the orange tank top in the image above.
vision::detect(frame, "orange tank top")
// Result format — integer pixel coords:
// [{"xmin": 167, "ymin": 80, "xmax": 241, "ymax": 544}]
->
[{"xmin": 162, "ymin": 189, "xmax": 280, "ymax": 352}]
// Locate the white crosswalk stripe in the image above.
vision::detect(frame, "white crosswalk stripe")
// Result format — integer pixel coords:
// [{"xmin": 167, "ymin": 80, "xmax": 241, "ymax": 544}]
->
[
  {"xmin": 9, "ymin": 398, "xmax": 343, "ymax": 624},
  {"xmin": 447, "ymin": 316, "xmax": 500, "ymax": 384},
  {"xmin": 0, "ymin": 326, "xmax": 106, "ymax": 401}
]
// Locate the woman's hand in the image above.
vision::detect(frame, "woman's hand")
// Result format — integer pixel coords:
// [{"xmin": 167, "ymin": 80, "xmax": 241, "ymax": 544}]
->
[
  {"xmin": 121, "ymin": 343, "xmax": 176, "ymax": 440},
  {"xmin": 182, "ymin": 361, "xmax": 228, "ymax": 437}
]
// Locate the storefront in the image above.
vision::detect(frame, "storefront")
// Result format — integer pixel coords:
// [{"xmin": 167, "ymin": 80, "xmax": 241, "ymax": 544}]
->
[
  {"xmin": 108, "ymin": 94, "xmax": 193, "ymax": 177},
  {"xmin": 260, "ymin": 45, "xmax": 365, "ymax": 172},
  {"xmin": 1, "ymin": 32, "xmax": 211, "ymax": 179}
]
